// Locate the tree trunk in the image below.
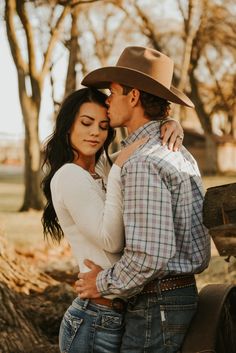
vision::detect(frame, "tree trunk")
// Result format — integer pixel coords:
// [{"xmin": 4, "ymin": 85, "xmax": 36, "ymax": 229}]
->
[
  {"xmin": 190, "ymin": 70, "xmax": 218, "ymax": 174},
  {"xmin": 18, "ymin": 90, "xmax": 44, "ymax": 211},
  {"xmin": 173, "ymin": 0, "xmax": 198, "ymax": 120},
  {"xmin": 64, "ymin": 7, "xmax": 80, "ymax": 98},
  {"xmin": 5, "ymin": 0, "xmax": 70, "ymax": 212},
  {"xmin": 0, "ymin": 237, "xmax": 77, "ymax": 353}
]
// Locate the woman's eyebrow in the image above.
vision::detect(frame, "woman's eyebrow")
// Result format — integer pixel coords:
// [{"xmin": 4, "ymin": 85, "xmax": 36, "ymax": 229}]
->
[
  {"xmin": 80, "ymin": 115, "xmax": 109, "ymax": 122},
  {"xmin": 80, "ymin": 115, "xmax": 94, "ymax": 120}
]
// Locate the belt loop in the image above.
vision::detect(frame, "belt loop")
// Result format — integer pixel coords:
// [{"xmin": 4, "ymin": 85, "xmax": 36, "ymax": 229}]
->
[
  {"xmin": 157, "ymin": 280, "xmax": 162, "ymax": 296},
  {"xmin": 82, "ymin": 298, "xmax": 90, "ymax": 309}
]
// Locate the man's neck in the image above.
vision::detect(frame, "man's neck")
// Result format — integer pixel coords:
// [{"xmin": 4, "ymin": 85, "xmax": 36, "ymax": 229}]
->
[{"xmin": 126, "ymin": 113, "xmax": 150, "ymax": 135}]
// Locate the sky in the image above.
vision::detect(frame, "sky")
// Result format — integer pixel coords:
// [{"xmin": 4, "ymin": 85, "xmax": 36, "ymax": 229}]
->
[{"xmin": 0, "ymin": 22, "xmax": 54, "ymax": 142}]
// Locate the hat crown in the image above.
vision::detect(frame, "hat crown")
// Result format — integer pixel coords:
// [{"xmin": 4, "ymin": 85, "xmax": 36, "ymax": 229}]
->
[{"xmin": 116, "ymin": 46, "xmax": 174, "ymax": 89}]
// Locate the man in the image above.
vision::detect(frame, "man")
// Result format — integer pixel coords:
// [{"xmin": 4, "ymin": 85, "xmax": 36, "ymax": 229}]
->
[{"xmin": 76, "ymin": 46, "xmax": 211, "ymax": 352}]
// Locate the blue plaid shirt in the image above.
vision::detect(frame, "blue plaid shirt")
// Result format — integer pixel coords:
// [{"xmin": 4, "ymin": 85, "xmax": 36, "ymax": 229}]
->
[{"xmin": 97, "ymin": 121, "xmax": 211, "ymax": 297}]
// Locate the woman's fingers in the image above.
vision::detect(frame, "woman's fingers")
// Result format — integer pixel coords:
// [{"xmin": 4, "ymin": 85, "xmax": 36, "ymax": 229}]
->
[
  {"xmin": 168, "ymin": 132, "xmax": 184, "ymax": 151},
  {"xmin": 115, "ymin": 137, "xmax": 148, "ymax": 167},
  {"xmin": 160, "ymin": 119, "xmax": 184, "ymax": 151}
]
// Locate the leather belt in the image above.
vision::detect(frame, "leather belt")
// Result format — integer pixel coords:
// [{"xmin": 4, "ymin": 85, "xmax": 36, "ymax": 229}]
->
[
  {"xmin": 90, "ymin": 297, "xmax": 127, "ymax": 313},
  {"xmin": 140, "ymin": 274, "xmax": 196, "ymax": 294},
  {"xmin": 90, "ymin": 275, "xmax": 195, "ymax": 311}
]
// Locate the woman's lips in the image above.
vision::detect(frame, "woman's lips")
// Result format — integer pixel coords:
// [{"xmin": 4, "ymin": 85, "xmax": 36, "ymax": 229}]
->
[{"xmin": 85, "ymin": 140, "xmax": 99, "ymax": 146}]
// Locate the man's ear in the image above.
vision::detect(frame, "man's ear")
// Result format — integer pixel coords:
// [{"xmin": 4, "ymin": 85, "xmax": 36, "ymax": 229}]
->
[{"xmin": 129, "ymin": 88, "xmax": 140, "ymax": 107}]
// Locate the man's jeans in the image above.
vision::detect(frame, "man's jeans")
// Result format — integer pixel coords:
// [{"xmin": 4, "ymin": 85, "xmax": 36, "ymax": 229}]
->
[
  {"xmin": 59, "ymin": 297, "xmax": 124, "ymax": 353},
  {"xmin": 121, "ymin": 284, "xmax": 198, "ymax": 353}
]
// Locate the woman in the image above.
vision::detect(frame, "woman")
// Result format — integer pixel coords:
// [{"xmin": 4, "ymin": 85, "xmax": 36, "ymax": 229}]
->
[{"xmin": 41, "ymin": 87, "xmax": 184, "ymax": 353}]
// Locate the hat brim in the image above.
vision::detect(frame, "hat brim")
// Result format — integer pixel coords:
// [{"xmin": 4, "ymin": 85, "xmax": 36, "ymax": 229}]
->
[{"xmin": 82, "ymin": 66, "xmax": 194, "ymax": 108}]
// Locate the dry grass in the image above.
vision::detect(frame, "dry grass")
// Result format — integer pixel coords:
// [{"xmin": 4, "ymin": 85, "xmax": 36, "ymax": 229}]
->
[{"xmin": 0, "ymin": 165, "xmax": 44, "ymax": 249}]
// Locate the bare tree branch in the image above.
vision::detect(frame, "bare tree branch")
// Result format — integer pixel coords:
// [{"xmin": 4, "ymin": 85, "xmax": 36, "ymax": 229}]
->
[
  {"xmin": 177, "ymin": 0, "xmax": 187, "ymax": 34},
  {"xmin": 57, "ymin": 0, "xmax": 104, "ymax": 7},
  {"xmin": 16, "ymin": 0, "xmax": 37, "ymax": 78},
  {"xmin": 41, "ymin": 5, "xmax": 70, "ymax": 81},
  {"xmin": 5, "ymin": 0, "xmax": 28, "ymax": 73},
  {"xmin": 71, "ymin": 0, "xmax": 104, "ymax": 6}
]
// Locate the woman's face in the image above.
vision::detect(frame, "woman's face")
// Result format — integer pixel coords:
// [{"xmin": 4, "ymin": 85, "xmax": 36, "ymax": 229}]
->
[{"xmin": 69, "ymin": 102, "xmax": 109, "ymax": 161}]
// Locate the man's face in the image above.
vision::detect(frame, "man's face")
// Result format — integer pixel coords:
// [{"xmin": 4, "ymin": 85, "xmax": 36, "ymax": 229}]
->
[{"xmin": 106, "ymin": 82, "xmax": 132, "ymax": 128}]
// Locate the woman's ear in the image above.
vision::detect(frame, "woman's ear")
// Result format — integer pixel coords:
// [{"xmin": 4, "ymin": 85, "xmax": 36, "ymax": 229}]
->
[{"xmin": 130, "ymin": 88, "xmax": 140, "ymax": 107}]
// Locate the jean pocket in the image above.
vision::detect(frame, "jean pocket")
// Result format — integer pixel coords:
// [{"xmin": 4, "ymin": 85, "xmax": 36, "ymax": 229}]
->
[
  {"xmin": 160, "ymin": 301, "xmax": 197, "ymax": 348},
  {"xmin": 59, "ymin": 311, "xmax": 83, "ymax": 353},
  {"xmin": 97, "ymin": 313, "xmax": 124, "ymax": 331}
]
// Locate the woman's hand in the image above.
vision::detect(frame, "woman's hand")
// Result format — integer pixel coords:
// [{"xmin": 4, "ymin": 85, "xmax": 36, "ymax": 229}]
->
[
  {"xmin": 115, "ymin": 137, "xmax": 148, "ymax": 167},
  {"xmin": 160, "ymin": 119, "xmax": 184, "ymax": 151}
]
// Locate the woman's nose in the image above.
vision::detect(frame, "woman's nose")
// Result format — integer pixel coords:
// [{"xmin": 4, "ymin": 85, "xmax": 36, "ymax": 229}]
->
[
  {"xmin": 90, "ymin": 125, "xmax": 99, "ymax": 136},
  {"xmin": 105, "ymin": 96, "xmax": 110, "ymax": 106}
]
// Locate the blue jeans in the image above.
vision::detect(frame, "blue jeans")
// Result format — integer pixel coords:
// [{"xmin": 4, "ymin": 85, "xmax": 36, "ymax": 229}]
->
[
  {"xmin": 59, "ymin": 297, "xmax": 125, "ymax": 353},
  {"xmin": 121, "ymin": 284, "xmax": 198, "ymax": 353}
]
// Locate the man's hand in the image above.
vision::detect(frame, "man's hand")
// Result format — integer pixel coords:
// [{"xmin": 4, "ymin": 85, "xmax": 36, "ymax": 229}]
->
[{"xmin": 75, "ymin": 259, "xmax": 102, "ymax": 299}]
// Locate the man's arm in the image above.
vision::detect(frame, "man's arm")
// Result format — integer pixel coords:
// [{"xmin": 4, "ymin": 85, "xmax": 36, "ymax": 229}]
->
[{"xmin": 77, "ymin": 159, "xmax": 176, "ymax": 298}]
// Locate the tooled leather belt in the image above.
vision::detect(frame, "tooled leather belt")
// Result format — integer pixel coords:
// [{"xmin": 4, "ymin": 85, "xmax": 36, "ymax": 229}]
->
[
  {"xmin": 90, "ymin": 274, "xmax": 195, "ymax": 312},
  {"xmin": 140, "ymin": 274, "xmax": 196, "ymax": 294}
]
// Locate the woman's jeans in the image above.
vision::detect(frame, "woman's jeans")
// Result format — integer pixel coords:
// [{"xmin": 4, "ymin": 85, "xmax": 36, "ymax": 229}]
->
[
  {"xmin": 121, "ymin": 284, "xmax": 198, "ymax": 353},
  {"xmin": 59, "ymin": 297, "xmax": 124, "ymax": 353}
]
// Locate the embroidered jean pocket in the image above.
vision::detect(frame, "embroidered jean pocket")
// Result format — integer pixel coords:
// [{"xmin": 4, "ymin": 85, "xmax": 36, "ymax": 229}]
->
[
  {"xmin": 160, "ymin": 301, "xmax": 197, "ymax": 348},
  {"xmin": 95, "ymin": 313, "xmax": 124, "ymax": 351},
  {"xmin": 97, "ymin": 313, "xmax": 124, "ymax": 331},
  {"xmin": 59, "ymin": 311, "xmax": 83, "ymax": 353}
]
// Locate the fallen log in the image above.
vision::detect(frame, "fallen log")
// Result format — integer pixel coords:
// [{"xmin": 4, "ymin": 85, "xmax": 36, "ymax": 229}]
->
[{"xmin": 0, "ymin": 236, "xmax": 77, "ymax": 353}]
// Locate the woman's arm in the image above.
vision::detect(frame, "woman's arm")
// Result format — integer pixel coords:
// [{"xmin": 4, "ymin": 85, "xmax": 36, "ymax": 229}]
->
[{"xmin": 53, "ymin": 164, "xmax": 124, "ymax": 254}]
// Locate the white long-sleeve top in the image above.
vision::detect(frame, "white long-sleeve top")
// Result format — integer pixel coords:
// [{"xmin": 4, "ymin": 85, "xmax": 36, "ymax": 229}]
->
[{"xmin": 50, "ymin": 154, "xmax": 124, "ymax": 278}]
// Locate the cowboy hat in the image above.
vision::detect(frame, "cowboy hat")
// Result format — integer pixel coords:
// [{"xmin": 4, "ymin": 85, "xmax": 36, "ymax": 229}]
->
[{"xmin": 82, "ymin": 46, "xmax": 194, "ymax": 108}]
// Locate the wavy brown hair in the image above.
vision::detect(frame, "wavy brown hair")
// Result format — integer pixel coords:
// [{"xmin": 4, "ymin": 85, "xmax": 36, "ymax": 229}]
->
[{"xmin": 41, "ymin": 88, "xmax": 115, "ymax": 243}]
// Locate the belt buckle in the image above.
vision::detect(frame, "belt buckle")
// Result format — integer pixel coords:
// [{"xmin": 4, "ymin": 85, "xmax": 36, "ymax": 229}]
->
[{"xmin": 111, "ymin": 298, "xmax": 126, "ymax": 313}]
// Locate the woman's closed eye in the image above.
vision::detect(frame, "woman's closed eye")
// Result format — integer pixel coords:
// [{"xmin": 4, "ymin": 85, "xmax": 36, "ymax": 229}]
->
[
  {"xmin": 81, "ymin": 120, "xmax": 109, "ymax": 131},
  {"xmin": 99, "ymin": 122, "xmax": 109, "ymax": 130},
  {"xmin": 81, "ymin": 121, "xmax": 91, "ymax": 127}
]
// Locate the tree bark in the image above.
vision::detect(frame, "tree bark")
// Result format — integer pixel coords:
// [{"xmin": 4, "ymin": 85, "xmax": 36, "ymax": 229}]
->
[
  {"xmin": 0, "ymin": 237, "xmax": 77, "ymax": 352},
  {"xmin": 5, "ymin": 0, "xmax": 70, "ymax": 211}
]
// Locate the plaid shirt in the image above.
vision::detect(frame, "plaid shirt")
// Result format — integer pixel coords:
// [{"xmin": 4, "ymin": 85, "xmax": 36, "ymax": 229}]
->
[{"xmin": 97, "ymin": 121, "xmax": 211, "ymax": 297}]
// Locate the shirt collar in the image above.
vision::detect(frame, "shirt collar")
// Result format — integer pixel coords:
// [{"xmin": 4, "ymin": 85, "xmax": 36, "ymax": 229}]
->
[{"xmin": 121, "ymin": 121, "xmax": 162, "ymax": 147}]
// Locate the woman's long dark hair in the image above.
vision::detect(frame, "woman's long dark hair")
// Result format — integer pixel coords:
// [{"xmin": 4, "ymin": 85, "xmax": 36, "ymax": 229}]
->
[{"xmin": 41, "ymin": 87, "xmax": 115, "ymax": 243}]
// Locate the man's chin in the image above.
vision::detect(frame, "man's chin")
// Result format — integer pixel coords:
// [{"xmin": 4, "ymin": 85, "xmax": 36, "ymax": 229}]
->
[{"xmin": 109, "ymin": 120, "xmax": 119, "ymax": 128}]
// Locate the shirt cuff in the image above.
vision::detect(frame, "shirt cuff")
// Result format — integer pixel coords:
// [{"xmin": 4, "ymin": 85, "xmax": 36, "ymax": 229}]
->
[
  {"xmin": 109, "ymin": 163, "xmax": 121, "ymax": 176},
  {"xmin": 96, "ymin": 268, "xmax": 110, "ymax": 296}
]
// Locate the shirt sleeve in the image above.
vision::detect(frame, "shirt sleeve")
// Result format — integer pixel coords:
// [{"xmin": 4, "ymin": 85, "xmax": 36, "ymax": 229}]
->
[
  {"xmin": 96, "ymin": 159, "xmax": 176, "ymax": 297},
  {"xmin": 54, "ymin": 164, "xmax": 124, "ymax": 253}
]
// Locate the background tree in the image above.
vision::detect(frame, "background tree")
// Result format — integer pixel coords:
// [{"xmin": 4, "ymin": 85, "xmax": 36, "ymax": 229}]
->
[
  {"xmin": 104, "ymin": 0, "xmax": 236, "ymax": 173},
  {"xmin": 5, "ymin": 0, "xmax": 70, "ymax": 210},
  {"xmin": 4, "ymin": 0, "xmax": 102, "ymax": 211},
  {"xmin": 3, "ymin": 0, "xmax": 236, "ymax": 209}
]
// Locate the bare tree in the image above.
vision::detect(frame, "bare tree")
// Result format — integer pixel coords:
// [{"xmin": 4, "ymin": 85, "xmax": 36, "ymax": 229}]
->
[
  {"xmin": 4, "ymin": 0, "xmax": 103, "ymax": 211},
  {"xmin": 188, "ymin": 0, "xmax": 236, "ymax": 172},
  {"xmin": 172, "ymin": 0, "xmax": 199, "ymax": 120},
  {"xmin": 110, "ymin": 0, "xmax": 236, "ymax": 173},
  {"xmin": 5, "ymin": 0, "xmax": 70, "ymax": 210}
]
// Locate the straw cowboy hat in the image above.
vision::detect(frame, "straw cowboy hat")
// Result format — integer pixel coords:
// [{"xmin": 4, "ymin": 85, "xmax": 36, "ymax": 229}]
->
[{"xmin": 82, "ymin": 46, "xmax": 194, "ymax": 108}]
